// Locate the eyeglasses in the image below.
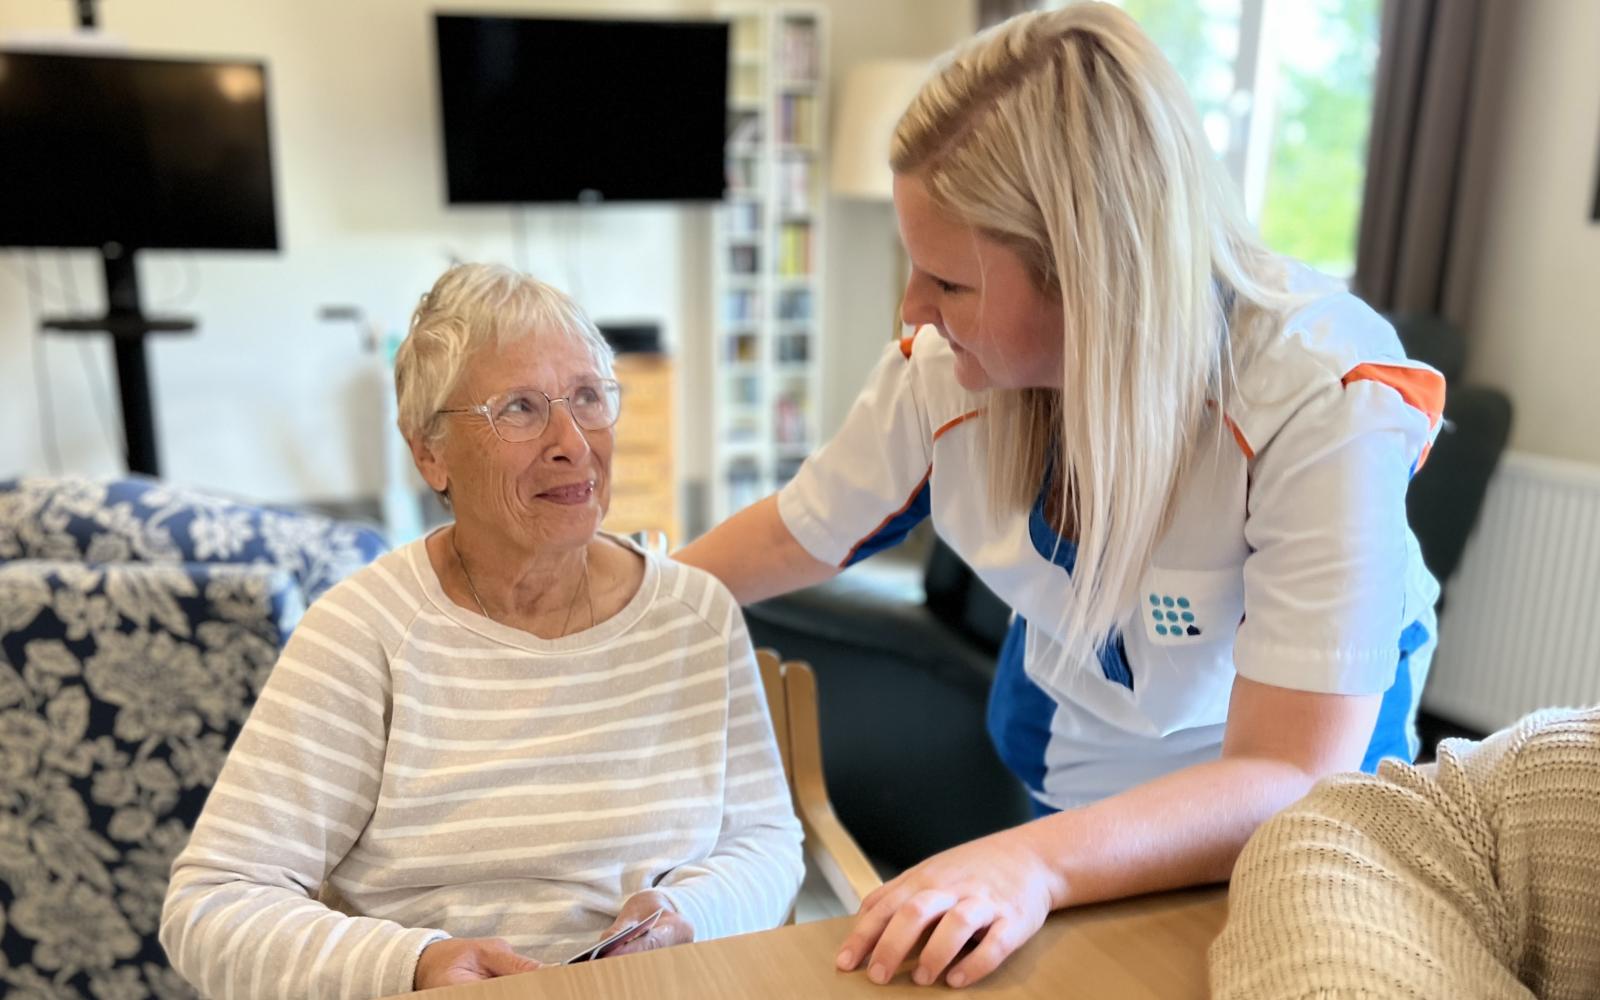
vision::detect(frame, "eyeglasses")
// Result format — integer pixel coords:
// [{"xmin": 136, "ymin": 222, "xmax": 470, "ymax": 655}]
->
[{"xmin": 436, "ymin": 379, "xmax": 622, "ymax": 443}]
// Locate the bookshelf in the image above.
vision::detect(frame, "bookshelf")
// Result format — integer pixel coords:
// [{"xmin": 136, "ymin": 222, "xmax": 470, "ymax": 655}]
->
[{"xmin": 712, "ymin": 5, "xmax": 827, "ymax": 522}]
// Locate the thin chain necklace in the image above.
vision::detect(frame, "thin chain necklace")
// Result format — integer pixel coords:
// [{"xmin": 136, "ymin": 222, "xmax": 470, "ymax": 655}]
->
[{"xmin": 451, "ymin": 528, "xmax": 593, "ymax": 636}]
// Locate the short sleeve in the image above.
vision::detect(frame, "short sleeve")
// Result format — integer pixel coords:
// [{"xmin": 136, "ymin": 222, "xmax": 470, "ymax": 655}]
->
[
  {"xmin": 777, "ymin": 332, "xmax": 936, "ymax": 567},
  {"xmin": 1232, "ymin": 362, "xmax": 1444, "ymax": 694}
]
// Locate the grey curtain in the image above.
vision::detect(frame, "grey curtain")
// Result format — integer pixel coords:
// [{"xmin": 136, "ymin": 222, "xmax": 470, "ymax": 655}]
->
[
  {"xmin": 979, "ymin": 0, "xmax": 1038, "ymax": 30},
  {"xmin": 1354, "ymin": 0, "xmax": 1522, "ymax": 327}
]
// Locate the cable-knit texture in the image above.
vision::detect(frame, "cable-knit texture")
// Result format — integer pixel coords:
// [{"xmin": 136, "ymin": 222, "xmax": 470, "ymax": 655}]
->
[{"xmin": 1211, "ymin": 707, "xmax": 1600, "ymax": 999}]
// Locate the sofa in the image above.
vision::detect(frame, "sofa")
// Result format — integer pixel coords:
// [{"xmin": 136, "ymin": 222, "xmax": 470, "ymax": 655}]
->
[{"xmin": 0, "ymin": 476, "xmax": 385, "ymax": 1000}]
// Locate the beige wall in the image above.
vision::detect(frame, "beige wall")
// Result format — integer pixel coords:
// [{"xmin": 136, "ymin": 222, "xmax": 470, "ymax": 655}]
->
[
  {"xmin": 812, "ymin": 1, "xmax": 975, "ymax": 439},
  {"xmin": 1465, "ymin": 0, "xmax": 1600, "ymax": 464},
  {"xmin": 0, "ymin": 0, "xmax": 971, "ymax": 513}
]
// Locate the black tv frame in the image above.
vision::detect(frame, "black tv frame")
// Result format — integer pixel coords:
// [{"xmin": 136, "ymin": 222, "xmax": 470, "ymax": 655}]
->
[
  {"xmin": 433, "ymin": 13, "xmax": 730, "ymax": 205},
  {"xmin": 0, "ymin": 48, "xmax": 281, "ymax": 476}
]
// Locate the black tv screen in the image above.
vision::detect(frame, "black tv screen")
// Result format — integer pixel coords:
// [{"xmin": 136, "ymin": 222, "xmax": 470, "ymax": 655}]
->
[
  {"xmin": 0, "ymin": 50, "xmax": 278, "ymax": 251},
  {"xmin": 435, "ymin": 15, "xmax": 729, "ymax": 204}
]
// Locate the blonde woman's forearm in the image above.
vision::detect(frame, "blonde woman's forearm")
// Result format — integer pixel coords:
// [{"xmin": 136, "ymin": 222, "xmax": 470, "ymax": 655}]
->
[
  {"xmin": 1031, "ymin": 679, "xmax": 1382, "ymax": 907},
  {"xmin": 674, "ymin": 495, "xmax": 839, "ymax": 604}
]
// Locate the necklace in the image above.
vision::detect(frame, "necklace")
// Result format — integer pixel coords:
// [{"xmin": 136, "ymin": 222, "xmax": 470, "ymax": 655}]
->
[{"xmin": 451, "ymin": 528, "xmax": 593, "ymax": 636}]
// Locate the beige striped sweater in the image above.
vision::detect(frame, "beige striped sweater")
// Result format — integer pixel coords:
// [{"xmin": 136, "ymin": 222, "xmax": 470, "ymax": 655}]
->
[
  {"xmin": 1212, "ymin": 706, "xmax": 1600, "ymax": 999},
  {"xmin": 160, "ymin": 534, "xmax": 805, "ymax": 999}
]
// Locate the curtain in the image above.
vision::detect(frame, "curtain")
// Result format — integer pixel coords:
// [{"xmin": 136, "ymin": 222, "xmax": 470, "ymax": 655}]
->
[{"xmin": 1353, "ymin": 0, "xmax": 1523, "ymax": 327}]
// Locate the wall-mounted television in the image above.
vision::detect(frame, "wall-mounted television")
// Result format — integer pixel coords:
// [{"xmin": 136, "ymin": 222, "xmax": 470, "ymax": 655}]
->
[
  {"xmin": 434, "ymin": 14, "xmax": 729, "ymax": 204},
  {"xmin": 0, "ymin": 50, "xmax": 279, "ymax": 250}
]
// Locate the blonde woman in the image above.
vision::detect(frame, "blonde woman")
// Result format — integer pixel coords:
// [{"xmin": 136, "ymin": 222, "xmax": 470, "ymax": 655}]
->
[{"xmin": 677, "ymin": 2, "xmax": 1443, "ymax": 989}]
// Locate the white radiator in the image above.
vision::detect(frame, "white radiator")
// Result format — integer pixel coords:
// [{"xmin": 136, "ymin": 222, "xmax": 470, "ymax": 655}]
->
[{"xmin": 1428, "ymin": 451, "xmax": 1600, "ymax": 731}]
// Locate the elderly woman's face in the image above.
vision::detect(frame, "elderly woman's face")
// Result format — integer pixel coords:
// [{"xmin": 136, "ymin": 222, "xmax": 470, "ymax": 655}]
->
[{"xmin": 421, "ymin": 331, "xmax": 614, "ymax": 551}]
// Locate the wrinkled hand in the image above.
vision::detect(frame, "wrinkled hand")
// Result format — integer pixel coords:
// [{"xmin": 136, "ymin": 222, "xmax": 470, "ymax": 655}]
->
[
  {"xmin": 836, "ymin": 829, "xmax": 1062, "ymax": 989},
  {"xmin": 414, "ymin": 937, "xmax": 542, "ymax": 989},
  {"xmin": 597, "ymin": 890, "xmax": 695, "ymax": 958}
]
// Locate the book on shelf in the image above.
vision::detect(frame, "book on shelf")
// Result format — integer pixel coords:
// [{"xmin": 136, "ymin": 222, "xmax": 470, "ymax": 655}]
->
[
  {"xmin": 727, "ymin": 108, "xmax": 762, "ymax": 145},
  {"xmin": 776, "ymin": 287, "xmax": 812, "ymax": 322},
  {"xmin": 779, "ymin": 17, "xmax": 819, "ymax": 82},
  {"xmin": 774, "ymin": 456, "xmax": 806, "ymax": 487},
  {"xmin": 729, "ymin": 244, "xmax": 760, "ymax": 275},
  {"xmin": 773, "ymin": 392, "xmax": 810, "ymax": 446},
  {"xmin": 723, "ymin": 288, "xmax": 761, "ymax": 325},
  {"xmin": 776, "ymin": 331, "xmax": 810, "ymax": 362},
  {"xmin": 726, "ymin": 156, "xmax": 761, "ymax": 193},
  {"xmin": 776, "ymin": 158, "xmax": 812, "ymax": 216},
  {"xmin": 777, "ymin": 221, "xmax": 811, "ymax": 277},
  {"xmin": 726, "ymin": 332, "xmax": 761, "ymax": 363},
  {"xmin": 730, "ymin": 373, "xmax": 762, "ymax": 406},
  {"xmin": 732, "ymin": 15, "xmax": 764, "ymax": 58},
  {"xmin": 727, "ymin": 456, "xmax": 766, "ymax": 509},
  {"xmin": 730, "ymin": 64, "xmax": 764, "ymax": 107},
  {"xmin": 777, "ymin": 94, "xmax": 816, "ymax": 146},
  {"xmin": 725, "ymin": 200, "xmax": 761, "ymax": 237}
]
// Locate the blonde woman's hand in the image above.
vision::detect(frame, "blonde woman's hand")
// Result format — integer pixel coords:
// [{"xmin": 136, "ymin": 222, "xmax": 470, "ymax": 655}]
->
[
  {"xmin": 835, "ymin": 829, "xmax": 1063, "ymax": 989},
  {"xmin": 596, "ymin": 890, "xmax": 695, "ymax": 958},
  {"xmin": 414, "ymin": 937, "xmax": 542, "ymax": 989}
]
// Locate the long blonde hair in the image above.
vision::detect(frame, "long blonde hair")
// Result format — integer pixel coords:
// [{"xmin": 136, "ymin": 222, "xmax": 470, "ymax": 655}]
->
[{"xmin": 891, "ymin": 2, "xmax": 1298, "ymax": 663}]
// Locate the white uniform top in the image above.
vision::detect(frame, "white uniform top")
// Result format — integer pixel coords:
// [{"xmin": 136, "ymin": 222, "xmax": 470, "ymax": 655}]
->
[{"xmin": 778, "ymin": 271, "xmax": 1443, "ymax": 809}]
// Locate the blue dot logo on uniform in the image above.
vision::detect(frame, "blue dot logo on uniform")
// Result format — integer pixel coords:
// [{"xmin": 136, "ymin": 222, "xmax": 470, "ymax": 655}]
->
[{"xmin": 1148, "ymin": 593, "xmax": 1202, "ymax": 639}]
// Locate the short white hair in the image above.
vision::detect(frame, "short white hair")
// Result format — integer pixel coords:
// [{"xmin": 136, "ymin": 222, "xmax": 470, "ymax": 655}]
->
[{"xmin": 395, "ymin": 263, "xmax": 615, "ymax": 443}]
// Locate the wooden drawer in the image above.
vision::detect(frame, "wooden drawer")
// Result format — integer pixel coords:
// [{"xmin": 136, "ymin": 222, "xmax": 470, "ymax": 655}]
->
[{"xmin": 611, "ymin": 452, "xmax": 673, "ymax": 486}]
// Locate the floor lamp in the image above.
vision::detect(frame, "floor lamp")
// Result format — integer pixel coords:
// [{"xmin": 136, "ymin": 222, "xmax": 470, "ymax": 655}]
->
[{"xmin": 828, "ymin": 60, "xmax": 930, "ymax": 340}]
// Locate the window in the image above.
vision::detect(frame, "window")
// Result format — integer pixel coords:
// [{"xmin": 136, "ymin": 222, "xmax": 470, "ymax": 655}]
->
[{"xmin": 1053, "ymin": 0, "xmax": 1381, "ymax": 275}]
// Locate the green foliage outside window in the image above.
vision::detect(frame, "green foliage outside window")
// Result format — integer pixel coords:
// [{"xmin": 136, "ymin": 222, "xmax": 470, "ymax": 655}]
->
[{"xmin": 1118, "ymin": 0, "xmax": 1380, "ymax": 274}]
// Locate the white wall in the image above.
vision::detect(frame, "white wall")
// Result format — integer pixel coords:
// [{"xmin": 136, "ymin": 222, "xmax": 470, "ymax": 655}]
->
[
  {"xmin": 1465, "ymin": 0, "xmax": 1600, "ymax": 465},
  {"xmin": 815, "ymin": 1, "xmax": 975, "ymax": 438},
  {"xmin": 0, "ymin": 0, "xmax": 971, "ymax": 513}
]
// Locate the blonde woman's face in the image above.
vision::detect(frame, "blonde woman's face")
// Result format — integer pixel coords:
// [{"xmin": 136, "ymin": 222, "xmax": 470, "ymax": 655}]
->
[{"xmin": 894, "ymin": 173, "xmax": 1063, "ymax": 391}]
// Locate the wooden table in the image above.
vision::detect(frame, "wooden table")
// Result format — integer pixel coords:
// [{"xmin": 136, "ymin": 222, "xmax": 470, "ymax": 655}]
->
[{"xmin": 403, "ymin": 887, "xmax": 1227, "ymax": 999}]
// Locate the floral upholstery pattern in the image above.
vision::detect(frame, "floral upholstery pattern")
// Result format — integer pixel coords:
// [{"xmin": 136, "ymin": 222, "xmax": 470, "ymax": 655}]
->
[
  {"xmin": 0, "ymin": 478, "xmax": 386, "ymax": 999},
  {"xmin": 0, "ymin": 477, "xmax": 386, "ymax": 605}
]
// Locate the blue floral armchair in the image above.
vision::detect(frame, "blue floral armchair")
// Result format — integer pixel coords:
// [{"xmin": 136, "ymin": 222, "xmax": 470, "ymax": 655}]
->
[{"xmin": 0, "ymin": 477, "xmax": 386, "ymax": 999}]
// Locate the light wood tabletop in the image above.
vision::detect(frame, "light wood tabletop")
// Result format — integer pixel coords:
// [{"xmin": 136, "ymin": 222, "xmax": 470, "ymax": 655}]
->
[{"xmin": 401, "ymin": 886, "xmax": 1227, "ymax": 999}]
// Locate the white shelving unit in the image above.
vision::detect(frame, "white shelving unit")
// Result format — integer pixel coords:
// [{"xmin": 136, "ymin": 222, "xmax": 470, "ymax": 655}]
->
[{"xmin": 712, "ymin": 5, "xmax": 827, "ymax": 522}]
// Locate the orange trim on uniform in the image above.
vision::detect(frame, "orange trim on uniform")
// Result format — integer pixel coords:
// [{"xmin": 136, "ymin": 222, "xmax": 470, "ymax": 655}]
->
[
  {"xmin": 836, "ymin": 410, "xmax": 980, "ymax": 567},
  {"xmin": 839, "ymin": 468, "xmax": 932, "ymax": 568},
  {"xmin": 934, "ymin": 409, "xmax": 984, "ymax": 441},
  {"xmin": 1342, "ymin": 364, "xmax": 1446, "ymax": 429},
  {"xmin": 1224, "ymin": 415, "xmax": 1255, "ymax": 461},
  {"xmin": 1344, "ymin": 363, "xmax": 1447, "ymax": 471},
  {"xmin": 1343, "ymin": 363, "xmax": 1446, "ymax": 471},
  {"xmin": 899, "ymin": 333, "xmax": 916, "ymax": 359}
]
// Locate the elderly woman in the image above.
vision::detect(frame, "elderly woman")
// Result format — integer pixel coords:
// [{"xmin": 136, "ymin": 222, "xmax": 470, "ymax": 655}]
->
[{"xmin": 161, "ymin": 264, "xmax": 804, "ymax": 997}]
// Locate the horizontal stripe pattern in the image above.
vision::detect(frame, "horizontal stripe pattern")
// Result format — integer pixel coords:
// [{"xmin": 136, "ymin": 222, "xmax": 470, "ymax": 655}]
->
[{"xmin": 161, "ymin": 537, "xmax": 804, "ymax": 998}]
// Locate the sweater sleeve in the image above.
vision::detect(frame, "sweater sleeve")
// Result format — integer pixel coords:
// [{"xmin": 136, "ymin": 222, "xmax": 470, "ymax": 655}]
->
[
  {"xmin": 160, "ymin": 586, "xmax": 447, "ymax": 999},
  {"xmin": 651, "ymin": 583, "xmax": 806, "ymax": 939},
  {"xmin": 1209, "ymin": 716, "xmax": 1551, "ymax": 1000}
]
